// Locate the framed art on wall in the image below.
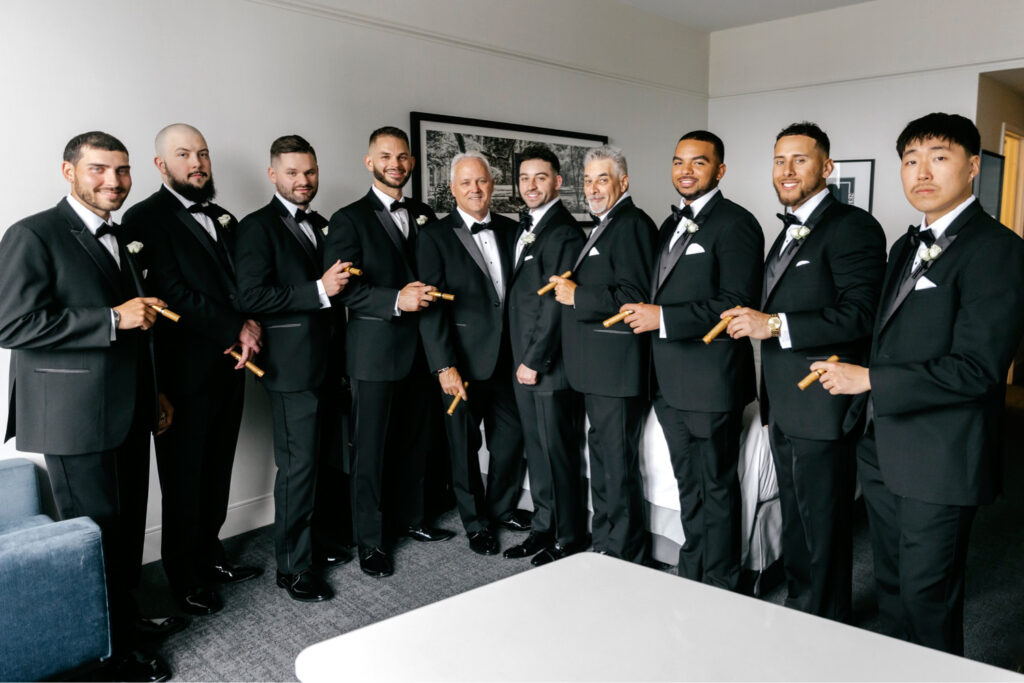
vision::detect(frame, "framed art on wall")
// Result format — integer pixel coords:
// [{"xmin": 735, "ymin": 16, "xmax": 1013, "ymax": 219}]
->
[
  {"xmin": 826, "ymin": 159, "xmax": 875, "ymax": 213},
  {"xmin": 410, "ymin": 112, "xmax": 608, "ymax": 222}
]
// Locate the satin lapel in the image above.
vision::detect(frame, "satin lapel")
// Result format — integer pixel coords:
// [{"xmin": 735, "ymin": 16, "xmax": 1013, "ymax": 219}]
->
[
  {"xmin": 497, "ymin": 221, "xmax": 513, "ymax": 288},
  {"xmin": 574, "ymin": 214, "xmax": 612, "ymax": 271},
  {"xmin": 760, "ymin": 230, "xmax": 787, "ymax": 309},
  {"xmin": 173, "ymin": 204, "xmax": 228, "ymax": 272},
  {"xmin": 513, "ymin": 207, "xmax": 547, "ymax": 275},
  {"xmin": 452, "ymin": 220, "xmax": 496, "ymax": 297},
  {"xmin": 762, "ymin": 194, "xmax": 836, "ymax": 307},
  {"xmin": 121, "ymin": 242, "xmax": 147, "ymax": 297},
  {"xmin": 281, "ymin": 212, "xmax": 319, "ymax": 266},
  {"xmin": 61, "ymin": 202, "xmax": 121, "ymax": 294},
  {"xmin": 374, "ymin": 207, "xmax": 411, "ymax": 265},
  {"xmin": 655, "ymin": 227, "xmax": 699, "ymax": 296}
]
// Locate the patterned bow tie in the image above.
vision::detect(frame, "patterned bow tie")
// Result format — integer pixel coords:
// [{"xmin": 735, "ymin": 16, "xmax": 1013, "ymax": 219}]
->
[
  {"xmin": 907, "ymin": 224, "xmax": 936, "ymax": 247},
  {"xmin": 671, "ymin": 204, "xmax": 694, "ymax": 222},
  {"xmin": 470, "ymin": 222, "xmax": 490, "ymax": 235},
  {"xmin": 777, "ymin": 212, "xmax": 801, "ymax": 228}
]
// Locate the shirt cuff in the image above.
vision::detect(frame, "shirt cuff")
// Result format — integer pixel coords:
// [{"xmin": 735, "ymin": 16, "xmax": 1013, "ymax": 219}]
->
[
  {"xmin": 778, "ymin": 312, "xmax": 792, "ymax": 349},
  {"xmin": 110, "ymin": 309, "xmax": 117, "ymax": 341},
  {"xmin": 316, "ymin": 280, "xmax": 331, "ymax": 309},
  {"xmin": 658, "ymin": 308, "xmax": 667, "ymax": 339},
  {"xmin": 393, "ymin": 292, "xmax": 402, "ymax": 317}
]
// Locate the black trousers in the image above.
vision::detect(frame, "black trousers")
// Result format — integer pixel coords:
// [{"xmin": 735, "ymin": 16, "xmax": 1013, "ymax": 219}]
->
[
  {"xmin": 154, "ymin": 371, "xmax": 244, "ymax": 592},
  {"xmin": 512, "ymin": 384, "xmax": 585, "ymax": 545},
  {"xmin": 654, "ymin": 396, "xmax": 741, "ymax": 589},
  {"xmin": 857, "ymin": 424, "xmax": 976, "ymax": 655},
  {"xmin": 768, "ymin": 420, "xmax": 855, "ymax": 622},
  {"xmin": 350, "ymin": 366, "xmax": 435, "ymax": 548},
  {"xmin": 442, "ymin": 369, "xmax": 524, "ymax": 534},
  {"xmin": 583, "ymin": 393, "xmax": 649, "ymax": 564}
]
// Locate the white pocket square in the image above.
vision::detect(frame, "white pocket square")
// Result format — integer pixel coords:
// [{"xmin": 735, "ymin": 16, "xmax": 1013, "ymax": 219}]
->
[
  {"xmin": 915, "ymin": 276, "xmax": 937, "ymax": 290},
  {"xmin": 588, "ymin": 246, "xmax": 600, "ymax": 257},
  {"xmin": 795, "ymin": 260, "xmax": 810, "ymax": 267},
  {"xmin": 523, "ymin": 255, "xmax": 534, "ymax": 261},
  {"xmin": 684, "ymin": 243, "xmax": 705, "ymax": 255}
]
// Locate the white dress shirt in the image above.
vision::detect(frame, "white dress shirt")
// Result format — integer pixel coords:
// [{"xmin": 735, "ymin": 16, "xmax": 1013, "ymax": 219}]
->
[
  {"xmin": 456, "ymin": 207, "xmax": 504, "ymax": 303},
  {"xmin": 775, "ymin": 187, "xmax": 830, "ymax": 349},
  {"xmin": 164, "ymin": 183, "xmax": 218, "ymax": 242},
  {"xmin": 275, "ymin": 192, "xmax": 330, "ymax": 309},
  {"xmin": 659, "ymin": 188, "xmax": 721, "ymax": 337},
  {"xmin": 66, "ymin": 195, "xmax": 120, "ymax": 339},
  {"xmin": 515, "ymin": 197, "xmax": 559, "ymax": 263},
  {"xmin": 911, "ymin": 195, "xmax": 975, "ymax": 272},
  {"xmin": 372, "ymin": 185, "xmax": 411, "ymax": 238}
]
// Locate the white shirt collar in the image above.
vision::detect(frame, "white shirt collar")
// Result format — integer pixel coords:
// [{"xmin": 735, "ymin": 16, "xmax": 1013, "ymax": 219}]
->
[
  {"xmin": 65, "ymin": 194, "xmax": 110, "ymax": 234},
  {"xmin": 275, "ymin": 192, "xmax": 309, "ymax": 218},
  {"xmin": 372, "ymin": 185, "xmax": 406, "ymax": 211},
  {"xmin": 679, "ymin": 187, "xmax": 719, "ymax": 220},
  {"xmin": 594, "ymin": 191, "xmax": 630, "ymax": 221},
  {"xmin": 788, "ymin": 187, "xmax": 830, "ymax": 224},
  {"xmin": 921, "ymin": 195, "xmax": 975, "ymax": 239},
  {"xmin": 528, "ymin": 197, "xmax": 560, "ymax": 226},
  {"xmin": 163, "ymin": 182, "xmax": 201, "ymax": 209},
  {"xmin": 457, "ymin": 206, "xmax": 492, "ymax": 230}
]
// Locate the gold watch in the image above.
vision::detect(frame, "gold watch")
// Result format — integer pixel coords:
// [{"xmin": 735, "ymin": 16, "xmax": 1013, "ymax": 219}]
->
[{"xmin": 767, "ymin": 314, "xmax": 782, "ymax": 338}]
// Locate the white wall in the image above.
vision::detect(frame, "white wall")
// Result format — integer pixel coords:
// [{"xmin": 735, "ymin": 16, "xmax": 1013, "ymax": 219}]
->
[{"xmin": 0, "ymin": 0, "xmax": 707, "ymax": 561}]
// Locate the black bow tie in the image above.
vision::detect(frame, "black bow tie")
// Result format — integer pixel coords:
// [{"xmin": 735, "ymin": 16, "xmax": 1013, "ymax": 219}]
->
[
  {"xmin": 95, "ymin": 222, "xmax": 119, "ymax": 239},
  {"xmin": 671, "ymin": 204, "xmax": 695, "ymax": 222},
  {"xmin": 390, "ymin": 199, "xmax": 409, "ymax": 212},
  {"xmin": 777, "ymin": 213, "xmax": 801, "ymax": 228},
  {"xmin": 294, "ymin": 208, "xmax": 320, "ymax": 224},
  {"xmin": 907, "ymin": 225, "xmax": 936, "ymax": 247},
  {"xmin": 188, "ymin": 203, "xmax": 221, "ymax": 220},
  {"xmin": 470, "ymin": 222, "xmax": 490, "ymax": 235},
  {"xmin": 518, "ymin": 210, "xmax": 533, "ymax": 231}
]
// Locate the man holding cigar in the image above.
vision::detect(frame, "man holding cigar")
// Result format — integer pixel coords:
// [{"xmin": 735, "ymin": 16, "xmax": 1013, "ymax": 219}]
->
[
  {"xmin": 505, "ymin": 145, "xmax": 587, "ymax": 565},
  {"xmin": 235, "ymin": 135, "xmax": 352, "ymax": 602},
  {"xmin": 0, "ymin": 131, "xmax": 178, "ymax": 680},
  {"xmin": 551, "ymin": 145, "xmax": 657, "ymax": 564},
  {"xmin": 124, "ymin": 123, "xmax": 263, "ymax": 615},
  {"xmin": 726, "ymin": 122, "xmax": 885, "ymax": 620},
  {"xmin": 418, "ymin": 151, "xmax": 524, "ymax": 556},
  {"xmin": 812, "ymin": 113, "xmax": 1024, "ymax": 653},
  {"xmin": 325, "ymin": 126, "xmax": 454, "ymax": 579},
  {"xmin": 620, "ymin": 131, "xmax": 762, "ymax": 588}
]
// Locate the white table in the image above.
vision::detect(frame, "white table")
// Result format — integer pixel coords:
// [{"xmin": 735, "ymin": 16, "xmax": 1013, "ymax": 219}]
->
[{"xmin": 295, "ymin": 553, "xmax": 1019, "ymax": 682}]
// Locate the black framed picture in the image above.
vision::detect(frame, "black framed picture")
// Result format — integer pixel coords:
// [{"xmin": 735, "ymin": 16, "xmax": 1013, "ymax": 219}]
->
[
  {"xmin": 410, "ymin": 112, "xmax": 607, "ymax": 221},
  {"xmin": 826, "ymin": 159, "xmax": 875, "ymax": 213},
  {"xmin": 973, "ymin": 149, "xmax": 1005, "ymax": 220}
]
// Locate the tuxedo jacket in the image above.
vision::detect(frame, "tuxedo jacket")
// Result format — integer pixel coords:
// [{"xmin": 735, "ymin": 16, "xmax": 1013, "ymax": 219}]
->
[
  {"xmin": 0, "ymin": 199, "xmax": 156, "ymax": 455},
  {"xmin": 325, "ymin": 190, "xmax": 436, "ymax": 382},
  {"xmin": 561, "ymin": 196, "xmax": 658, "ymax": 398},
  {"xmin": 652, "ymin": 192, "xmax": 763, "ymax": 413},
  {"xmin": 507, "ymin": 200, "xmax": 586, "ymax": 392},
  {"xmin": 759, "ymin": 193, "xmax": 886, "ymax": 439},
  {"xmin": 417, "ymin": 211, "xmax": 515, "ymax": 380},
  {"xmin": 234, "ymin": 197, "xmax": 331, "ymax": 393},
  {"xmin": 123, "ymin": 186, "xmax": 245, "ymax": 399},
  {"xmin": 870, "ymin": 201, "xmax": 1024, "ymax": 506}
]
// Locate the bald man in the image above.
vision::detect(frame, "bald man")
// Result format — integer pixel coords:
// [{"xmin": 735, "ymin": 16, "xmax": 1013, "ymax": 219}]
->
[{"xmin": 123, "ymin": 123, "xmax": 263, "ymax": 616}]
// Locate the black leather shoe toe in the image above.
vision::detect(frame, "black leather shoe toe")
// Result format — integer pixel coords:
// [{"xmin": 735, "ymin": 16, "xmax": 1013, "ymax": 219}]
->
[
  {"xmin": 503, "ymin": 532, "xmax": 552, "ymax": 559},
  {"xmin": 276, "ymin": 570, "xmax": 334, "ymax": 602},
  {"xmin": 105, "ymin": 649, "xmax": 172, "ymax": 682},
  {"xmin": 498, "ymin": 510, "xmax": 532, "ymax": 532},
  {"xmin": 405, "ymin": 526, "xmax": 457, "ymax": 542},
  {"xmin": 358, "ymin": 547, "xmax": 394, "ymax": 577},
  {"xmin": 468, "ymin": 529, "xmax": 500, "ymax": 555},
  {"xmin": 135, "ymin": 615, "xmax": 191, "ymax": 642},
  {"xmin": 175, "ymin": 587, "xmax": 222, "ymax": 616},
  {"xmin": 206, "ymin": 563, "xmax": 263, "ymax": 584},
  {"xmin": 530, "ymin": 540, "xmax": 583, "ymax": 566}
]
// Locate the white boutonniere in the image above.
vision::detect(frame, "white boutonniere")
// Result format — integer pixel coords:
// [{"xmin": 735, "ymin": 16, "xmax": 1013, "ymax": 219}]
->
[
  {"xmin": 918, "ymin": 244, "xmax": 942, "ymax": 262},
  {"xmin": 416, "ymin": 214, "xmax": 428, "ymax": 226},
  {"xmin": 321, "ymin": 226, "xmax": 329, "ymax": 236},
  {"xmin": 788, "ymin": 225, "xmax": 811, "ymax": 240},
  {"xmin": 682, "ymin": 218, "xmax": 699, "ymax": 234},
  {"xmin": 519, "ymin": 232, "xmax": 536, "ymax": 246},
  {"xmin": 217, "ymin": 214, "xmax": 231, "ymax": 228},
  {"xmin": 126, "ymin": 241, "xmax": 144, "ymax": 255}
]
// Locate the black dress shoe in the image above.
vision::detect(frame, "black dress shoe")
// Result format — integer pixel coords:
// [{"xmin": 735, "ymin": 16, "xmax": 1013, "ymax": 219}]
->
[
  {"xmin": 134, "ymin": 615, "xmax": 190, "ymax": 642},
  {"xmin": 498, "ymin": 509, "xmax": 532, "ymax": 532},
  {"xmin": 503, "ymin": 532, "xmax": 552, "ymax": 559},
  {"xmin": 174, "ymin": 587, "xmax": 223, "ymax": 616},
  {"xmin": 205, "ymin": 563, "xmax": 263, "ymax": 584},
  {"xmin": 314, "ymin": 548, "xmax": 353, "ymax": 567},
  {"xmin": 103, "ymin": 649, "xmax": 171, "ymax": 682},
  {"xmin": 276, "ymin": 570, "xmax": 334, "ymax": 602},
  {"xmin": 530, "ymin": 541, "xmax": 583, "ymax": 566},
  {"xmin": 405, "ymin": 525, "xmax": 457, "ymax": 542},
  {"xmin": 358, "ymin": 547, "xmax": 394, "ymax": 577},
  {"xmin": 468, "ymin": 529, "xmax": 499, "ymax": 555}
]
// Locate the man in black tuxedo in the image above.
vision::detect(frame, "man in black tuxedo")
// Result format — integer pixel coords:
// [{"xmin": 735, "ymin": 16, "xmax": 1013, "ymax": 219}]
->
[
  {"xmin": 0, "ymin": 131, "xmax": 178, "ymax": 681},
  {"xmin": 814, "ymin": 113, "xmax": 1024, "ymax": 654},
  {"xmin": 235, "ymin": 135, "xmax": 352, "ymax": 602},
  {"xmin": 325, "ymin": 126, "xmax": 454, "ymax": 578},
  {"xmin": 418, "ymin": 151, "xmax": 524, "ymax": 556},
  {"xmin": 621, "ymin": 131, "xmax": 762, "ymax": 588},
  {"xmin": 123, "ymin": 124, "xmax": 263, "ymax": 616},
  {"xmin": 550, "ymin": 145, "xmax": 657, "ymax": 564},
  {"xmin": 727, "ymin": 122, "xmax": 886, "ymax": 620},
  {"xmin": 504, "ymin": 145, "xmax": 586, "ymax": 566}
]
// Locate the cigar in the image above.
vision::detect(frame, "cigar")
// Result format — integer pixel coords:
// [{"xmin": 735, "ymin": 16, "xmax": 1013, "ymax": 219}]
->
[
  {"xmin": 798, "ymin": 354, "xmax": 839, "ymax": 391},
  {"xmin": 446, "ymin": 381, "xmax": 469, "ymax": 415},
  {"xmin": 229, "ymin": 350, "xmax": 265, "ymax": 378},
  {"xmin": 703, "ymin": 316, "xmax": 734, "ymax": 344},
  {"xmin": 537, "ymin": 271, "xmax": 572, "ymax": 296},
  {"xmin": 603, "ymin": 310, "xmax": 633, "ymax": 328},
  {"xmin": 344, "ymin": 266, "xmax": 363, "ymax": 276},
  {"xmin": 150, "ymin": 305, "xmax": 180, "ymax": 322},
  {"xmin": 429, "ymin": 291, "xmax": 455, "ymax": 301}
]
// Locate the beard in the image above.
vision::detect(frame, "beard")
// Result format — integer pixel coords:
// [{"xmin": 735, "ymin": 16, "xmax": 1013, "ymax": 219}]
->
[
  {"xmin": 169, "ymin": 174, "xmax": 216, "ymax": 203},
  {"xmin": 373, "ymin": 165, "xmax": 409, "ymax": 190}
]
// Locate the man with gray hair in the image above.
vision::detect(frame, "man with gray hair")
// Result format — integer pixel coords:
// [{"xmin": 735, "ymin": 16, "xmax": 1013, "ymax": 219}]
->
[
  {"xmin": 550, "ymin": 145, "xmax": 657, "ymax": 563},
  {"xmin": 418, "ymin": 151, "xmax": 525, "ymax": 556}
]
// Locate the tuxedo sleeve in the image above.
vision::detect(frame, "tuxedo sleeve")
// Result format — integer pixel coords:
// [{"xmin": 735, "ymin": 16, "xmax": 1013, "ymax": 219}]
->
[
  {"xmin": 416, "ymin": 228, "xmax": 456, "ymax": 371},
  {"xmin": 0, "ymin": 224, "xmax": 111, "ymax": 350},
  {"xmin": 784, "ymin": 214, "xmax": 886, "ymax": 349},
  {"xmin": 326, "ymin": 210, "xmax": 400, "ymax": 319},
  {"xmin": 573, "ymin": 214, "xmax": 657, "ymax": 320},
  {"xmin": 662, "ymin": 214, "xmax": 764, "ymax": 341},
  {"xmin": 872, "ymin": 236, "xmax": 1024, "ymax": 416},
  {"xmin": 234, "ymin": 217, "xmax": 321, "ymax": 314},
  {"xmin": 522, "ymin": 224, "xmax": 585, "ymax": 371}
]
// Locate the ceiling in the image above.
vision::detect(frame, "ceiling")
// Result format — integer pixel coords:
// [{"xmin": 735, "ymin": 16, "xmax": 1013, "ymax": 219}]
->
[{"xmin": 618, "ymin": 0, "xmax": 873, "ymax": 32}]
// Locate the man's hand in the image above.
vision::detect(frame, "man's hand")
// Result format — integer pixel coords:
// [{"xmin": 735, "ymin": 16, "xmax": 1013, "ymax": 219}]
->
[
  {"xmin": 623, "ymin": 303, "xmax": 660, "ymax": 334},
  {"xmin": 115, "ymin": 297, "xmax": 167, "ymax": 330},
  {"xmin": 226, "ymin": 319, "xmax": 262, "ymax": 369},
  {"xmin": 551, "ymin": 275, "xmax": 577, "ymax": 306},
  {"xmin": 321, "ymin": 260, "xmax": 353, "ymax": 297},
  {"xmin": 516, "ymin": 364, "xmax": 538, "ymax": 385},
  {"xmin": 812, "ymin": 360, "xmax": 871, "ymax": 395},
  {"xmin": 157, "ymin": 393, "xmax": 174, "ymax": 435},
  {"xmin": 438, "ymin": 366, "xmax": 468, "ymax": 400},
  {"xmin": 726, "ymin": 307, "xmax": 772, "ymax": 340},
  {"xmin": 398, "ymin": 282, "xmax": 435, "ymax": 312}
]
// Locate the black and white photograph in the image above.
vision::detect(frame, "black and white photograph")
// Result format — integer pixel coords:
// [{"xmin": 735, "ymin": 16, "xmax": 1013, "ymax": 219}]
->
[{"xmin": 826, "ymin": 158, "xmax": 875, "ymax": 213}]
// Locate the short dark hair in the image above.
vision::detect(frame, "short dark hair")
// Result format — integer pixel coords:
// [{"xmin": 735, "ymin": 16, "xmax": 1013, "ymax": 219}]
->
[
  {"xmin": 896, "ymin": 112, "xmax": 981, "ymax": 157},
  {"xmin": 517, "ymin": 145, "xmax": 561, "ymax": 174},
  {"xmin": 368, "ymin": 126, "xmax": 409, "ymax": 147},
  {"xmin": 776, "ymin": 121, "xmax": 830, "ymax": 156},
  {"xmin": 679, "ymin": 130, "xmax": 725, "ymax": 163},
  {"xmin": 63, "ymin": 131, "xmax": 127, "ymax": 165},
  {"xmin": 270, "ymin": 135, "xmax": 316, "ymax": 162}
]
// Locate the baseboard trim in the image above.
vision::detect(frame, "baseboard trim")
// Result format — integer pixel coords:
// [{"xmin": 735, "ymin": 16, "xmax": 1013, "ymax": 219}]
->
[{"xmin": 142, "ymin": 494, "xmax": 276, "ymax": 565}]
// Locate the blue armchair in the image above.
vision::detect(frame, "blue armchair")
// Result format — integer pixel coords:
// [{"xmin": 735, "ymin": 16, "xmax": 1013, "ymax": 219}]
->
[{"xmin": 0, "ymin": 457, "xmax": 111, "ymax": 681}]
